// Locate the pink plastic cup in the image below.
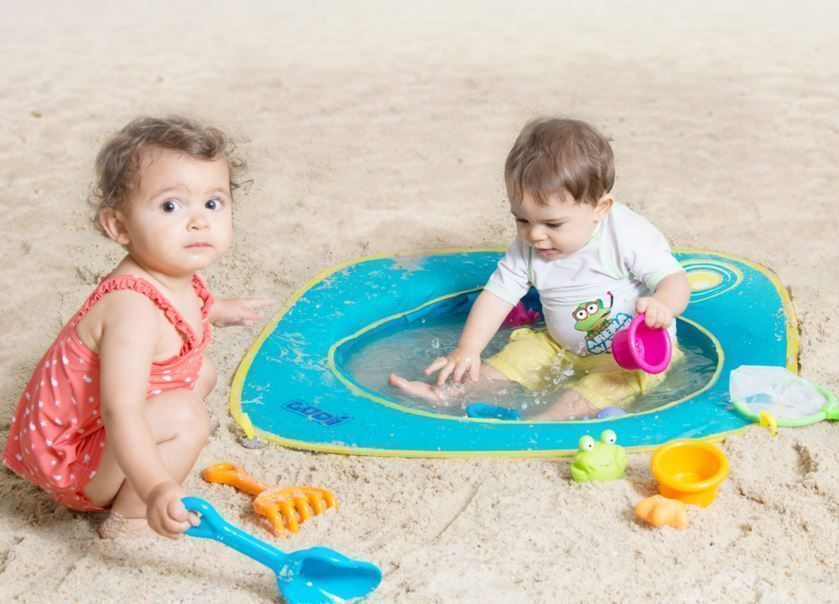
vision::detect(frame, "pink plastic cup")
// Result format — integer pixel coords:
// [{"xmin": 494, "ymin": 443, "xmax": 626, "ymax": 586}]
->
[{"xmin": 611, "ymin": 312, "xmax": 672, "ymax": 374}]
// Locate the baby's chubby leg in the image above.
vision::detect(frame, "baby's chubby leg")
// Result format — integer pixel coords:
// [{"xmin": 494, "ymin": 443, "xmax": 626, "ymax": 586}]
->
[
  {"xmin": 532, "ymin": 389, "xmax": 601, "ymax": 420},
  {"xmin": 535, "ymin": 361, "xmax": 653, "ymax": 420},
  {"xmin": 84, "ymin": 354, "xmax": 216, "ymax": 537},
  {"xmin": 388, "ymin": 363, "xmax": 514, "ymax": 404}
]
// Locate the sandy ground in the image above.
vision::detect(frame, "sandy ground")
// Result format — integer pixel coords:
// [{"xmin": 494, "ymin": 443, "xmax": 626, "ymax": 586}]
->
[{"xmin": 1, "ymin": 1, "xmax": 838, "ymax": 602}]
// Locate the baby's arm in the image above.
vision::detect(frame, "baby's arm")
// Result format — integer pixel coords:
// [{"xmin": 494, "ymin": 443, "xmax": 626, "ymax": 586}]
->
[
  {"xmin": 210, "ymin": 298, "xmax": 274, "ymax": 327},
  {"xmin": 98, "ymin": 293, "xmax": 190, "ymax": 539},
  {"xmin": 636, "ymin": 271, "xmax": 691, "ymax": 329},
  {"xmin": 426, "ymin": 290, "xmax": 514, "ymax": 385}
]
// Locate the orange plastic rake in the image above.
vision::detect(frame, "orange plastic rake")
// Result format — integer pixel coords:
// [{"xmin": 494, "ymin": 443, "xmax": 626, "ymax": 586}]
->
[{"xmin": 203, "ymin": 462, "xmax": 338, "ymax": 536}]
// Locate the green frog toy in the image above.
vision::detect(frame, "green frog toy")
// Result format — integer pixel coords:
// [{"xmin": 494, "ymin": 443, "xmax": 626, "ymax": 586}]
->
[{"xmin": 570, "ymin": 430, "xmax": 626, "ymax": 483}]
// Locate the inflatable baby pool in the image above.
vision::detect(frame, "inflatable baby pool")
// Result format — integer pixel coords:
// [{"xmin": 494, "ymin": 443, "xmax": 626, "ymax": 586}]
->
[{"xmin": 230, "ymin": 250, "xmax": 797, "ymax": 457}]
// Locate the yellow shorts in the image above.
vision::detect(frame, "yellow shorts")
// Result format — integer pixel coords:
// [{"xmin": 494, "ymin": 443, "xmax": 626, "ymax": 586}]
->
[{"xmin": 485, "ymin": 327, "xmax": 683, "ymax": 409}]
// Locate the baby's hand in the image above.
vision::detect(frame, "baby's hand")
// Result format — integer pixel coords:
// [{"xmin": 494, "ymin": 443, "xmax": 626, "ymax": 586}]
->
[
  {"xmin": 211, "ymin": 298, "xmax": 275, "ymax": 327},
  {"xmin": 635, "ymin": 297, "xmax": 674, "ymax": 329},
  {"xmin": 424, "ymin": 348, "xmax": 482, "ymax": 386},
  {"xmin": 146, "ymin": 481, "xmax": 193, "ymax": 540}
]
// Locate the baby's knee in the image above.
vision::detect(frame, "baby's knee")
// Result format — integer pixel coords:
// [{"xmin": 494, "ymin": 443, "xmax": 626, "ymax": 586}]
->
[
  {"xmin": 170, "ymin": 395, "xmax": 211, "ymax": 444},
  {"xmin": 190, "ymin": 400, "xmax": 211, "ymax": 444},
  {"xmin": 550, "ymin": 390, "xmax": 601, "ymax": 419},
  {"xmin": 195, "ymin": 354, "xmax": 217, "ymax": 399}
]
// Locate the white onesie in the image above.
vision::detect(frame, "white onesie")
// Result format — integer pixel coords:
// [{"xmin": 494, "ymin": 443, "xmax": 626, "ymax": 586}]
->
[{"xmin": 484, "ymin": 202, "xmax": 684, "ymax": 356}]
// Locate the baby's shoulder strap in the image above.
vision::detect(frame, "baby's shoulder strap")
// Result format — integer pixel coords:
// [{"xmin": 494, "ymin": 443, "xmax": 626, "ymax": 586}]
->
[{"xmin": 71, "ymin": 274, "xmax": 185, "ymax": 334}]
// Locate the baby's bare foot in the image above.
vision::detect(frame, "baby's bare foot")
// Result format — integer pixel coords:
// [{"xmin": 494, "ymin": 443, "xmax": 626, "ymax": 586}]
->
[
  {"xmin": 388, "ymin": 373, "xmax": 448, "ymax": 404},
  {"xmin": 98, "ymin": 511, "xmax": 157, "ymax": 540}
]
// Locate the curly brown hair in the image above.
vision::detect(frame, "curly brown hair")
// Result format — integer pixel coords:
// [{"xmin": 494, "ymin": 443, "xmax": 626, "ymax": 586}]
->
[
  {"xmin": 505, "ymin": 117, "xmax": 615, "ymax": 207},
  {"xmin": 91, "ymin": 116, "xmax": 246, "ymax": 234}
]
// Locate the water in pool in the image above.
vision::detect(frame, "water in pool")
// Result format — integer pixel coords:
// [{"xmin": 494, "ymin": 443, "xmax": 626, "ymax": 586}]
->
[{"xmin": 342, "ymin": 312, "xmax": 717, "ymax": 420}]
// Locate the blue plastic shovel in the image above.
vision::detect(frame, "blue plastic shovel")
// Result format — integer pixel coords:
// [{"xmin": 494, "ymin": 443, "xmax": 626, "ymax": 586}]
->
[{"xmin": 183, "ymin": 497, "xmax": 382, "ymax": 603}]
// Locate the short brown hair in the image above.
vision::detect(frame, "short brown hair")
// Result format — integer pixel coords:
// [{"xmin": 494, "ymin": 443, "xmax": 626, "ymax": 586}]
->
[
  {"xmin": 91, "ymin": 116, "xmax": 246, "ymax": 234},
  {"xmin": 504, "ymin": 117, "xmax": 615, "ymax": 206}
]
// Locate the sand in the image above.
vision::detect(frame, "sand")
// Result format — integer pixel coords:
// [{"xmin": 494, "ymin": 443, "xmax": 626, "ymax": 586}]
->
[{"xmin": 1, "ymin": 1, "xmax": 837, "ymax": 601}]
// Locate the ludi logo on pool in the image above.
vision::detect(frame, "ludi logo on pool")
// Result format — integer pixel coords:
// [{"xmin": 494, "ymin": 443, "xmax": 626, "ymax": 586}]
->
[{"xmin": 282, "ymin": 399, "xmax": 353, "ymax": 427}]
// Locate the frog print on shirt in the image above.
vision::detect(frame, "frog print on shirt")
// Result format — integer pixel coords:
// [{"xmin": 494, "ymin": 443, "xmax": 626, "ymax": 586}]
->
[{"xmin": 571, "ymin": 291, "xmax": 631, "ymax": 355}]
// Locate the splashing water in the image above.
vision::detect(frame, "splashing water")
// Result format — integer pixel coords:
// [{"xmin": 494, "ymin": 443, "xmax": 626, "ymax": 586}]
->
[{"xmin": 340, "ymin": 313, "xmax": 717, "ymax": 420}]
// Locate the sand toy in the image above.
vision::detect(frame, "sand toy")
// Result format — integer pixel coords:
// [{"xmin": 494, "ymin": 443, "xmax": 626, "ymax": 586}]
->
[
  {"xmin": 570, "ymin": 430, "xmax": 626, "ymax": 482},
  {"xmin": 650, "ymin": 439, "xmax": 729, "ymax": 506},
  {"xmin": 502, "ymin": 300, "xmax": 542, "ymax": 327},
  {"xmin": 635, "ymin": 495, "xmax": 689, "ymax": 529},
  {"xmin": 203, "ymin": 462, "xmax": 337, "ymax": 536},
  {"xmin": 184, "ymin": 497, "xmax": 380, "ymax": 604},
  {"xmin": 595, "ymin": 406, "xmax": 627, "ymax": 419},
  {"xmin": 729, "ymin": 365, "xmax": 838, "ymax": 429},
  {"xmin": 611, "ymin": 312, "xmax": 672, "ymax": 374},
  {"xmin": 466, "ymin": 403, "xmax": 521, "ymax": 420}
]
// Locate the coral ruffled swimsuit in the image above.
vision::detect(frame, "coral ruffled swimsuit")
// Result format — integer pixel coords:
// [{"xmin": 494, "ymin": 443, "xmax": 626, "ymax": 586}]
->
[{"xmin": 2, "ymin": 274, "xmax": 213, "ymax": 511}]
